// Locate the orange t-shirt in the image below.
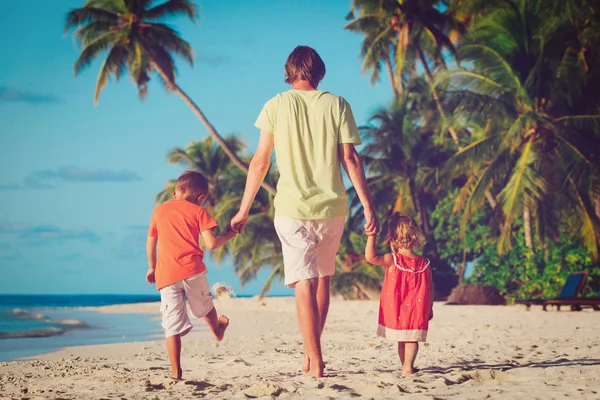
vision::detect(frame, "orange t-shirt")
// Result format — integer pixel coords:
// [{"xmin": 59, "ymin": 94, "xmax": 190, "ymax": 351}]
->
[{"xmin": 148, "ymin": 200, "xmax": 217, "ymax": 290}]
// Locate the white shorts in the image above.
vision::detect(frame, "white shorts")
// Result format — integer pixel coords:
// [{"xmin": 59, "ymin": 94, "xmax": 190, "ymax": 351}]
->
[
  {"xmin": 274, "ymin": 216, "xmax": 345, "ymax": 288},
  {"xmin": 159, "ymin": 272, "xmax": 214, "ymax": 338}
]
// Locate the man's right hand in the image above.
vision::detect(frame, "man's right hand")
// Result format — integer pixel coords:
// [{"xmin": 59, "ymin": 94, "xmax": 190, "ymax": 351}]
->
[
  {"xmin": 364, "ymin": 208, "xmax": 379, "ymax": 236},
  {"xmin": 230, "ymin": 211, "xmax": 249, "ymax": 234}
]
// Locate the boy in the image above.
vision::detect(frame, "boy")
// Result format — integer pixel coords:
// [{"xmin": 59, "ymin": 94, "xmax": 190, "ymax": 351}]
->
[
  {"xmin": 230, "ymin": 46, "xmax": 377, "ymax": 377},
  {"xmin": 146, "ymin": 170, "xmax": 235, "ymax": 380}
]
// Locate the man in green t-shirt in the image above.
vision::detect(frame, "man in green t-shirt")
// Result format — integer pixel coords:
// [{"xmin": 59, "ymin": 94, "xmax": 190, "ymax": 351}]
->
[{"xmin": 231, "ymin": 45, "xmax": 378, "ymax": 377}]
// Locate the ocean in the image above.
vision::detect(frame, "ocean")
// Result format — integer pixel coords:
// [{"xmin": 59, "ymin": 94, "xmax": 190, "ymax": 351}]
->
[{"xmin": 0, "ymin": 294, "xmax": 163, "ymax": 361}]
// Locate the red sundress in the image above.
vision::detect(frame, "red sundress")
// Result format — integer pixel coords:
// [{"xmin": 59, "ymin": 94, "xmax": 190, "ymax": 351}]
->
[{"xmin": 377, "ymin": 253, "xmax": 432, "ymax": 342}]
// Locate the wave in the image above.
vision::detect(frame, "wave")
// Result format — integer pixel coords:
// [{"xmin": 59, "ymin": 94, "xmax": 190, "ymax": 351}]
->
[{"xmin": 0, "ymin": 309, "xmax": 90, "ymax": 340}]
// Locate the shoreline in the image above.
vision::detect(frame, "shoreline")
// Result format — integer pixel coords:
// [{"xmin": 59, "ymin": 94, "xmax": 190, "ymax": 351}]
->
[{"xmin": 1, "ymin": 297, "xmax": 599, "ymax": 399}]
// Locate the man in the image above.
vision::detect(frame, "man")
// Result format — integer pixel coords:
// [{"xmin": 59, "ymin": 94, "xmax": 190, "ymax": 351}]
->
[{"xmin": 231, "ymin": 45, "xmax": 378, "ymax": 377}]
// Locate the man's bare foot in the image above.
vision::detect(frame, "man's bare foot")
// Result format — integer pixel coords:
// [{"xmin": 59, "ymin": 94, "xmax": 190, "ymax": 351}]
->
[
  {"xmin": 307, "ymin": 363, "xmax": 324, "ymax": 378},
  {"xmin": 171, "ymin": 367, "xmax": 182, "ymax": 380},
  {"xmin": 302, "ymin": 354, "xmax": 325, "ymax": 378},
  {"xmin": 302, "ymin": 354, "xmax": 310, "ymax": 372},
  {"xmin": 214, "ymin": 315, "xmax": 229, "ymax": 342},
  {"xmin": 400, "ymin": 367, "xmax": 414, "ymax": 376}
]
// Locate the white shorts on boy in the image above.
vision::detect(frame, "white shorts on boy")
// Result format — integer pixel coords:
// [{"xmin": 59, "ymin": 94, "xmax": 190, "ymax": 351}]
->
[
  {"xmin": 274, "ymin": 216, "xmax": 345, "ymax": 288},
  {"xmin": 159, "ymin": 272, "xmax": 214, "ymax": 338}
]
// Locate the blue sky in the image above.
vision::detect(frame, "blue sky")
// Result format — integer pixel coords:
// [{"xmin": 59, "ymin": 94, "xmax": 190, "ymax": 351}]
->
[{"xmin": 0, "ymin": 0, "xmax": 393, "ymax": 295}]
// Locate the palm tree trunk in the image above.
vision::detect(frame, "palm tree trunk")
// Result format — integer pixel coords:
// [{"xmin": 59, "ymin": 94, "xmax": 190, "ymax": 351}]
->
[
  {"xmin": 416, "ymin": 47, "xmax": 460, "ymax": 145},
  {"xmin": 384, "ymin": 56, "xmax": 401, "ymax": 99},
  {"xmin": 523, "ymin": 204, "xmax": 534, "ymax": 251},
  {"xmin": 152, "ymin": 63, "xmax": 277, "ymax": 196}
]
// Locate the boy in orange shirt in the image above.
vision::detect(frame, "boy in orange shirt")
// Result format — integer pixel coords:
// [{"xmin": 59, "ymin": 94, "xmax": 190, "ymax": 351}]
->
[{"xmin": 146, "ymin": 170, "xmax": 236, "ymax": 380}]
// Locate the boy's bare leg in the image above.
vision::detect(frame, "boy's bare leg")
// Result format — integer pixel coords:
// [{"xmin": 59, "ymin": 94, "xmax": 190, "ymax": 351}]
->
[
  {"xmin": 402, "ymin": 342, "xmax": 419, "ymax": 375},
  {"xmin": 203, "ymin": 307, "xmax": 229, "ymax": 341},
  {"xmin": 296, "ymin": 278, "xmax": 324, "ymax": 377},
  {"xmin": 302, "ymin": 276, "xmax": 330, "ymax": 372},
  {"xmin": 166, "ymin": 335, "xmax": 183, "ymax": 379}
]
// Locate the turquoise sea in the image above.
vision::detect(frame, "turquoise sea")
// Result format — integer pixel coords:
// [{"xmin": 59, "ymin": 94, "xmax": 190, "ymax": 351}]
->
[{"xmin": 0, "ymin": 294, "xmax": 170, "ymax": 361}]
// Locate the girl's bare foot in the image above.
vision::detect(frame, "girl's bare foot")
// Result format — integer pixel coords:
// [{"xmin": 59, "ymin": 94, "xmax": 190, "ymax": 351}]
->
[{"xmin": 214, "ymin": 315, "xmax": 229, "ymax": 342}]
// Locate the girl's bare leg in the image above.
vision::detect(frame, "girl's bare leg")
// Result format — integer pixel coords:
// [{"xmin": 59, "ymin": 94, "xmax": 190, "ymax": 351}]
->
[
  {"xmin": 402, "ymin": 342, "xmax": 419, "ymax": 374},
  {"xmin": 397, "ymin": 342, "xmax": 406, "ymax": 366}
]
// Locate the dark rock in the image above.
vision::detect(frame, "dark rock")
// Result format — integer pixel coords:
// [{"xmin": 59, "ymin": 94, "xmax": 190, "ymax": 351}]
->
[{"xmin": 446, "ymin": 284, "xmax": 506, "ymax": 305}]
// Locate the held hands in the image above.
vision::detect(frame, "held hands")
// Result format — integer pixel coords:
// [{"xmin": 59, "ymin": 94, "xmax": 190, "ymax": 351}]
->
[
  {"xmin": 145, "ymin": 269, "xmax": 156, "ymax": 285},
  {"xmin": 363, "ymin": 208, "xmax": 379, "ymax": 236},
  {"xmin": 230, "ymin": 211, "xmax": 249, "ymax": 235}
]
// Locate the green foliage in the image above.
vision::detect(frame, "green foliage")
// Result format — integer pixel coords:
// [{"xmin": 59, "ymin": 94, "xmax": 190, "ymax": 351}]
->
[
  {"xmin": 467, "ymin": 231, "xmax": 600, "ymax": 301},
  {"xmin": 430, "ymin": 188, "xmax": 493, "ymax": 279}
]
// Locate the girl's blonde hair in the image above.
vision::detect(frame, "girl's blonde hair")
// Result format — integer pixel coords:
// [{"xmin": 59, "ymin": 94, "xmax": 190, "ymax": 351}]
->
[{"xmin": 387, "ymin": 212, "xmax": 425, "ymax": 251}]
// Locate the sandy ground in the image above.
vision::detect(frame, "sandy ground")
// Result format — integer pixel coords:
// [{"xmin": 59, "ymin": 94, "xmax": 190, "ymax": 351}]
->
[{"xmin": 1, "ymin": 297, "xmax": 599, "ymax": 399}]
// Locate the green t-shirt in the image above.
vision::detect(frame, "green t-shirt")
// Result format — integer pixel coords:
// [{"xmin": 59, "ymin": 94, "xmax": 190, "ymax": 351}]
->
[{"xmin": 255, "ymin": 89, "xmax": 362, "ymax": 219}]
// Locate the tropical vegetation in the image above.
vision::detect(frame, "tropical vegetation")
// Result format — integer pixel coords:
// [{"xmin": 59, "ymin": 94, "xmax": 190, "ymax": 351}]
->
[{"xmin": 67, "ymin": 0, "xmax": 600, "ymax": 299}]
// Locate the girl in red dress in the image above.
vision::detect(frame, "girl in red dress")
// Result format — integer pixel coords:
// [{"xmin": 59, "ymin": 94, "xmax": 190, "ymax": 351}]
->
[{"xmin": 365, "ymin": 212, "xmax": 434, "ymax": 375}]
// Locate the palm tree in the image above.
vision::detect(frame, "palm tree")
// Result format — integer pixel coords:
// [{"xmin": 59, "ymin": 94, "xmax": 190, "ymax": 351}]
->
[
  {"xmin": 209, "ymin": 167, "xmax": 282, "ymax": 298},
  {"xmin": 64, "ymin": 0, "xmax": 276, "ymax": 195},
  {"xmin": 438, "ymin": 0, "xmax": 600, "ymax": 257},
  {"xmin": 155, "ymin": 135, "xmax": 246, "ymax": 209},
  {"xmin": 359, "ymin": 79, "xmax": 453, "ymax": 243},
  {"xmin": 346, "ymin": 0, "xmax": 465, "ymax": 146},
  {"xmin": 345, "ymin": 3, "xmax": 407, "ymax": 99}
]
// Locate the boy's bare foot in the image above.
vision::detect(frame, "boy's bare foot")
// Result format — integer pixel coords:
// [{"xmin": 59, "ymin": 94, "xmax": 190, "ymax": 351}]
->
[
  {"xmin": 214, "ymin": 315, "xmax": 229, "ymax": 342},
  {"xmin": 400, "ymin": 367, "xmax": 414, "ymax": 376}
]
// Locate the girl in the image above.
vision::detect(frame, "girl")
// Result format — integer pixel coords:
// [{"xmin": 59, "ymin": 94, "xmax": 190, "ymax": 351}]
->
[{"xmin": 365, "ymin": 212, "xmax": 434, "ymax": 375}]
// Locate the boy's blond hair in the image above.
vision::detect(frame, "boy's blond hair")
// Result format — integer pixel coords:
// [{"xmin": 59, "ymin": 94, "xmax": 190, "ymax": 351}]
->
[
  {"xmin": 388, "ymin": 212, "xmax": 425, "ymax": 251},
  {"xmin": 284, "ymin": 45, "xmax": 326, "ymax": 88},
  {"xmin": 176, "ymin": 170, "xmax": 209, "ymax": 197}
]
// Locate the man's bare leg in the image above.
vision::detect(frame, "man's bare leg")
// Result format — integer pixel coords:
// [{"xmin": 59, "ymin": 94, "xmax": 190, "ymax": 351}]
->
[
  {"xmin": 296, "ymin": 278, "xmax": 324, "ymax": 377},
  {"xmin": 166, "ymin": 334, "xmax": 183, "ymax": 379},
  {"xmin": 303, "ymin": 276, "xmax": 330, "ymax": 372},
  {"xmin": 402, "ymin": 342, "xmax": 419, "ymax": 375},
  {"xmin": 203, "ymin": 307, "xmax": 229, "ymax": 341}
]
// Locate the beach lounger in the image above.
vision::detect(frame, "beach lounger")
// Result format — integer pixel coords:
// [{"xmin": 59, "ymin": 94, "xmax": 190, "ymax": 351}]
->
[
  {"xmin": 515, "ymin": 271, "xmax": 589, "ymax": 311},
  {"xmin": 543, "ymin": 297, "xmax": 600, "ymax": 311}
]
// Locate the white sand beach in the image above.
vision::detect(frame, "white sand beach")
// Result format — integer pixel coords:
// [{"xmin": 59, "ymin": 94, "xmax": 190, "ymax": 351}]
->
[{"xmin": 1, "ymin": 297, "xmax": 599, "ymax": 399}]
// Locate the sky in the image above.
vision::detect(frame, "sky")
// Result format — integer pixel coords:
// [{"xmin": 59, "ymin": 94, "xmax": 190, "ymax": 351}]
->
[{"xmin": 0, "ymin": 0, "xmax": 394, "ymax": 295}]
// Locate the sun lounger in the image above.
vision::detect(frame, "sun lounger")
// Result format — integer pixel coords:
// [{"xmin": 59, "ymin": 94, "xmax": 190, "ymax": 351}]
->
[
  {"xmin": 542, "ymin": 297, "xmax": 600, "ymax": 311},
  {"xmin": 515, "ymin": 271, "xmax": 589, "ymax": 311}
]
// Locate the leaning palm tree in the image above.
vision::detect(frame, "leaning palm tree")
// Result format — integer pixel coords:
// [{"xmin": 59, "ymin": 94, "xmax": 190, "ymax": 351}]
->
[{"xmin": 64, "ymin": 0, "xmax": 276, "ymax": 195}]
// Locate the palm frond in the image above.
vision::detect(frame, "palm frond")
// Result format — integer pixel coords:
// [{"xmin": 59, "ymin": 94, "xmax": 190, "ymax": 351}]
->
[
  {"xmin": 144, "ymin": 0, "xmax": 198, "ymax": 21},
  {"xmin": 65, "ymin": 6, "xmax": 119, "ymax": 33},
  {"xmin": 94, "ymin": 45, "xmax": 128, "ymax": 104},
  {"xmin": 74, "ymin": 31, "xmax": 121, "ymax": 75}
]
